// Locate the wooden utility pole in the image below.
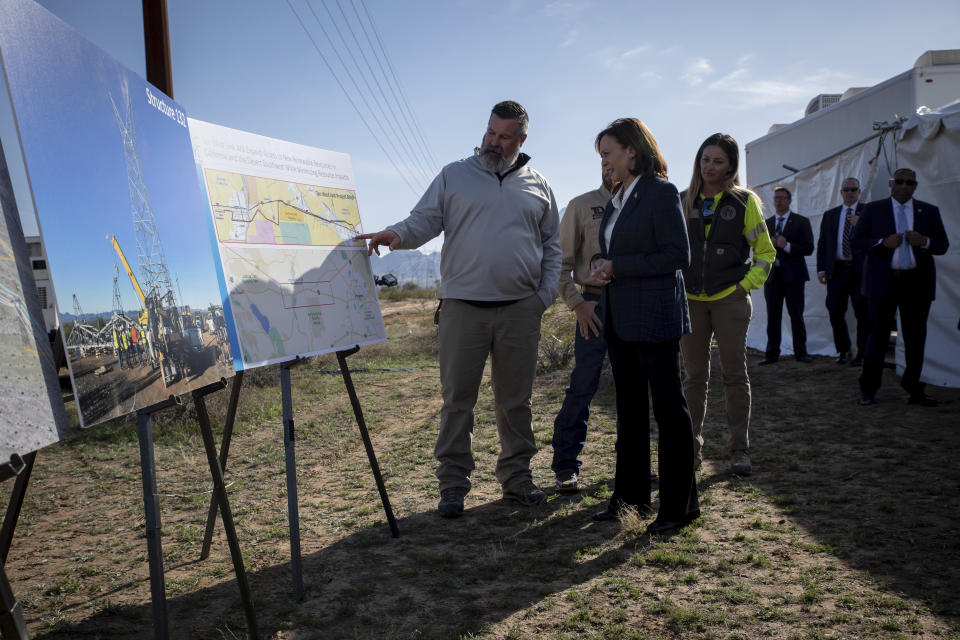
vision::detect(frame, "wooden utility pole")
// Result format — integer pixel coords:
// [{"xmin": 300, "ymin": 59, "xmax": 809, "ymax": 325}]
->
[{"xmin": 142, "ymin": 0, "xmax": 173, "ymax": 98}]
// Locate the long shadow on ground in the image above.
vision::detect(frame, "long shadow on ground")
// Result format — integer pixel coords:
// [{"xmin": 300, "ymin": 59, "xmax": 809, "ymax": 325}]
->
[
  {"xmin": 697, "ymin": 348, "xmax": 960, "ymax": 619},
  {"xmin": 31, "ymin": 482, "xmax": 658, "ymax": 639}
]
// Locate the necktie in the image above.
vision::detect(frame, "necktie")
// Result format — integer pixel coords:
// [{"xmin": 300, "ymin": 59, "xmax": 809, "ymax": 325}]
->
[
  {"xmin": 841, "ymin": 208, "xmax": 853, "ymax": 260},
  {"xmin": 894, "ymin": 203, "xmax": 915, "ymax": 269},
  {"xmin": 775, "ymin": 217, "xmax": 784, "ymax": 236}
]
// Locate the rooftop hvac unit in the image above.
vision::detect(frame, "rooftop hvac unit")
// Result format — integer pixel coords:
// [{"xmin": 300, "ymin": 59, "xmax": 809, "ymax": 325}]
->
[
  {"xmin": 805, "ymin": 93, "xmax": 842, "ymax": 116},
  {"xmin": 914, "ymin": 49, "xmax": 960, "ymax": 67}
]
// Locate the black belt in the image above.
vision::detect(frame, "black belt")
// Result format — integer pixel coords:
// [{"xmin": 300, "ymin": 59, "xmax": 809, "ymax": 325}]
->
[
  {"xmin": 889, "ymin": 268, "xmax": 917, "ymax": 276},
  {"xmin": 582, "ymin": 285, "xmax": 603, "ymax": 295},
  {"xmin": 835, "ymin": 260, "xmax": 853, "ymax": 266}
]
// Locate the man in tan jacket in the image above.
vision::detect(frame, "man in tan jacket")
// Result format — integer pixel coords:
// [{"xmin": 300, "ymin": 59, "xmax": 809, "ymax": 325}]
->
[{"xmin": 551, "ymin": 173, "xmax": 612, "ymax": 492}]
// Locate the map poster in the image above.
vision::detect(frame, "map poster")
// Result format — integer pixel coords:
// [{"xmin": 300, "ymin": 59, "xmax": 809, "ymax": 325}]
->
[
  {"xmin": 0, "ymin": 0, "xmax": 233, "ymax": 428},
  {"xmin": 189, "ymin": 119, "xmax": 386, "ymax": 369},
  {"xmin": 0, "ymin": 138, "xmax": 69, "ymax": 466}
]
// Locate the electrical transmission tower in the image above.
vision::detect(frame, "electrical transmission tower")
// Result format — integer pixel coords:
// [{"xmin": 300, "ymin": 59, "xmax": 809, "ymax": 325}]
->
[
  {"xmin": 72, "ymin": 294, "xmax": 85, "ymax": 324},
  {"xmin": 108, "ymin": 75, "xmax": 177, "ymax": 311},
  {"xmin": 112, "ymin": 263, "xmax": 125, "ymax": 319}
]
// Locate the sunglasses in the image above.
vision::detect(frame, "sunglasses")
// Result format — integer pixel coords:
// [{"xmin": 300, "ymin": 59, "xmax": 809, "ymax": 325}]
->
[
  {"xmin": 841, "ymin": 187, "xmax": 860, "ymax": 192},
  {"xmin": 894, "ymin": 179, "xmax": 917, "ymax": 186}
]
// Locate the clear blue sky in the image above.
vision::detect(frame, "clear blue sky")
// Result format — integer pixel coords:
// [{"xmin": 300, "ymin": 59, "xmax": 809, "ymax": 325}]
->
[{"xmin": 3, "ymin": 0, "xmax": 959, "ymax": 263}]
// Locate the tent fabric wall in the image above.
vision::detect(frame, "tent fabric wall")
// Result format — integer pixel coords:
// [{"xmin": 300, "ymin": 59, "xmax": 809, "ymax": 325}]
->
[
  {"xmin": 746, "ymin": 141, "xmax": 880, "ymax": 360},
  {"xmin": 745, "ymin": 101, "xmax": 959, "ymax": 389},
  {"xmin": 895, "ymin": 101, "xmax": 960, "ymax": 388}
]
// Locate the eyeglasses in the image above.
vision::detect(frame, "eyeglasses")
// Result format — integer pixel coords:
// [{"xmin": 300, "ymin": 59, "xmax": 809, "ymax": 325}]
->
[
  {"xmin": 894, "ymin": 179, "xmax": 917, "ymax": 186},
  {"xmin": 841, "ymin": 187, "xmax": 860, "ymax": 192}
]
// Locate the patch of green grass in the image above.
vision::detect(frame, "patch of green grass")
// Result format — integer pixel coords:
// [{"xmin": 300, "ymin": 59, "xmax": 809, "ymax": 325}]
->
[
  {"xmin": 704, "ymin": 583, "xmax": 760, "ymax": 604},
  {"xmin": 643, "ymin": 597, "xmax": 724, "ymax": 633},
  {"xmin": 646, "ymin": 550, "xmax": 696, "ymax": 568}
]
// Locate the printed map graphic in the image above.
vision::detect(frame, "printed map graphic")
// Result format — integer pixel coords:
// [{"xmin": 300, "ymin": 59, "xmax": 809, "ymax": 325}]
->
[
  {"xmin": 203, "ymin": 169, "xmax": 385, "ymax": 367},
  {"xmin": 205, "ymin": 169, "xmax": 360, "ymax": 246}
]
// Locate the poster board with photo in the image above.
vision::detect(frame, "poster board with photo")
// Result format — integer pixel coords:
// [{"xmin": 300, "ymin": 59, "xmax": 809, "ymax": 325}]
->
[{"xmin": 0, "ymin": 0, "xmax": 233, "ymax": 427}]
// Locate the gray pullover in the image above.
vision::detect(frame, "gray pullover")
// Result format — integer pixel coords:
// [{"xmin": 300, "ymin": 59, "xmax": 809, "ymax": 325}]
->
[{"xmin": 387, "ymin": 153, "xmax": 561, "ymax": 309}]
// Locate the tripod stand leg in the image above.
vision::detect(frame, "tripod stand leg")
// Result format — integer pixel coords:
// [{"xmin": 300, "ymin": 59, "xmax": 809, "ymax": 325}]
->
[
  {"xmin": 0, "ymin": 561, "xmax": 30, "ymax": 640},
  {"xmin": 1, "ymin": 452, "xmax": 35, "ymax": 565},
  {"xmin": 137, "ymin": 409, "xmax": 169, "ymax": 639},
  {"xmin": 337, "ymin": 349, "xmax": 400, "ymax": 538},
  {"xmin": 280, "ymin": 364, "xmax": 304, "ymax": 600},
  {"xmin": 193, "ymin": 388, "xmax": 258, "ymax": 638},
  {"xmin": 199, "ymin": 370, "xmax": 244, "ymax": 559}
]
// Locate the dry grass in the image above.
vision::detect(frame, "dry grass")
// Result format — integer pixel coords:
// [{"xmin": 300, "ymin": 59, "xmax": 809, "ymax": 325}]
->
[{"xmin": 3, "ymin": 298, "xmax": 960, "ymax": 639}]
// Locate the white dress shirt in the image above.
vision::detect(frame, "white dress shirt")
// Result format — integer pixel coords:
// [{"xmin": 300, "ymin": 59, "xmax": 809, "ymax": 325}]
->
[
  {"xmin": 603, "ymin": 175, "xmax": 640, "ymax": 251},
  {"xmin": 890, "ymin": 197, "xmax": 917, "ymax": 270}
]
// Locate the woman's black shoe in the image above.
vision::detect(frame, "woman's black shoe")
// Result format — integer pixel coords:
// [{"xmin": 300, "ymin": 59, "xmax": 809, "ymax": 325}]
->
[
  {"xmin": 592, "ymin": 507, "xmax": 619, "ymax": 521},
  {"xmin": 646, "ymin": 510, "xmax": 700, "ymax": 534}
]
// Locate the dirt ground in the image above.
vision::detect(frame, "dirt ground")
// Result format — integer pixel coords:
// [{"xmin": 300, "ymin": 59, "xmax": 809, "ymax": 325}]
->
[{"xmin": 3, "ymin": 298, "xmax": 959, "ymax": 639}]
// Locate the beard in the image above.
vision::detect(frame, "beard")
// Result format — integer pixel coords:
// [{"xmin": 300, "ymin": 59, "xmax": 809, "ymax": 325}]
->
[{"xmin": 477, "ymin": 140, "xmax": 520, "ymax": 173}]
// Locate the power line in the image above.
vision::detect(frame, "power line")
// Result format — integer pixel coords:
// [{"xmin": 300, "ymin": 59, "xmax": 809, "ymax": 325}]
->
[
  {"xmin": 314, "ymin": 0, "xmax": 434, "ymax": 185},
  {"xmin": 357, "ymin": 0, "xmax": 442, "ymax": 170},
  {"xmin": 348, "ymin": 0, "xmax": 438, "ymax": 176},
  {"xmin": 286, "ymin": 0, "xmax": 423, "ymax": 197},
  {"xmin": 302, "ymin": 0, "xmax": 427, "ymax": 192},
  {"xmin": 331, "ymin": 0, "xmax": 435, "ymax": 183},
  {"xmin": 307, "ymin": 0, "xmax": 429, "ymax": 190}
]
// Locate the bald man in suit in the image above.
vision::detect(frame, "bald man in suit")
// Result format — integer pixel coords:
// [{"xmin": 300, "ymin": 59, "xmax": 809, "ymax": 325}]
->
[
  {"xmin": 816, "ymin": 177, "xmax": 868, "ymax": 365},
  {"xmin": 852, "ymin": 168, "xmax": 949, "ymax": 406}
]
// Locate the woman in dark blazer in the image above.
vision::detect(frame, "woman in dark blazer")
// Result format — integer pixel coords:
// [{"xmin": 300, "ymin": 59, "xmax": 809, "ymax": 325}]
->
[{"xmin": 590, "ymin": 118, "xmax": 699, "ymax": 534}]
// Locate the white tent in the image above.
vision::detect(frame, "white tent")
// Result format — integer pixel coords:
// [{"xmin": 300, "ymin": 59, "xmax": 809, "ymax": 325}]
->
[{"xmin": 747, "ymin": 101, "xmax": 960, "ymax": 388}]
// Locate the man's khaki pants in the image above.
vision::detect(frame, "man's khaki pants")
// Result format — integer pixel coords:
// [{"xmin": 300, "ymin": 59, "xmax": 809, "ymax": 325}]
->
[
  {"xmin": 435, "ymin": 295, "xmax": 545, "ymax": 493},
  {"xmin": 680, "ymin": 294, "xmax": 753, "ymax": 458}
]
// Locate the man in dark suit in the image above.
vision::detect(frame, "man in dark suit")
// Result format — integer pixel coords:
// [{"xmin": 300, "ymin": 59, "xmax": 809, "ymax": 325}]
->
[
  {"xmin": 761, "ymin": 186, "xmax": 815, "ymax": 364},
  {"xmin": 852, "ymin": 168, "xmax": 949, "ymax": 407},
  {"xmin": 816, "ymin": 177, "xmax": 868, "ymax": 365}
]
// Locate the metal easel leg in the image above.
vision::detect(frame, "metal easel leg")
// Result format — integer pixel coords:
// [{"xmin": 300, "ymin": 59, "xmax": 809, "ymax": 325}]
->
[
  {"xmin": 280, "ymin": 363, "xmax": 304, "ymax": 600},
  {"xmin": 0, "ymin": 561, "xmax": 29, "ymax": 640},
  {"xmin": 1, "ymin": 451, "xmax": 34, "ymax": 640},
  {"xmin": 199, "ymin": 370, "xmax": 243, "ymax": 560},
  {"xmin": 1, "ymin": 452, "xmax": 35, "ymax": 565},
  {"xmin": 192, "ymin": 384, "xmax": 258, "ymax": 638},
  {"xmin": 137, "ymin": 401, "xmax": 177, "ymax": 640},
  {"xmin": 337, "ymin": 348, "xmax": 400, "ymax": 538}
]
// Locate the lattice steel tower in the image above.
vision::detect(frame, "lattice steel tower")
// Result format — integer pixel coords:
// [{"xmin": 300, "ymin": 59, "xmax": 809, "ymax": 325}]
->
[
  {"xmin": 111, "ymin": 263, "xmax": 125, "ymax": 318},
  {"xmin": 109, "ymin": 75, "xmax": 176, "ymax": 309},
  {"xmin": 71, "ymin": 294, "xmax": 85, "ymax": 325}
]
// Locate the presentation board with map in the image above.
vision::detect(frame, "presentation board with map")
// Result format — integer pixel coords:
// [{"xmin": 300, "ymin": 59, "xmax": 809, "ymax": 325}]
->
[{"xmin": 189, "ymin": 119, "xmax": 386, "ymax": 369}]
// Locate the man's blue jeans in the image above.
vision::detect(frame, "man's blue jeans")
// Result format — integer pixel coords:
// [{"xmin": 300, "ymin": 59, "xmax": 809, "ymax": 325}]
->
[{"xmin": 551, "ymin": 294, "xmax": 606, "ymax": 478}]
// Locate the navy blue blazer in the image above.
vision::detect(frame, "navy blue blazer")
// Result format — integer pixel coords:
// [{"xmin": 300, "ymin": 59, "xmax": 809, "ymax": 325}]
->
[
  {"xmin": 851, "ymin": 197, "xmax": 949, "ymax": 300},
  {"xmin": 816, "ymin": 202, "xmax": 865, "ymax": 280},
  {"xmin": 766, "ymin": 212, "xmax": 814, "ymax": 284},
  {"xmin": 596, "ymin": 175, "xmax": 691, "ymax": 342}
]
